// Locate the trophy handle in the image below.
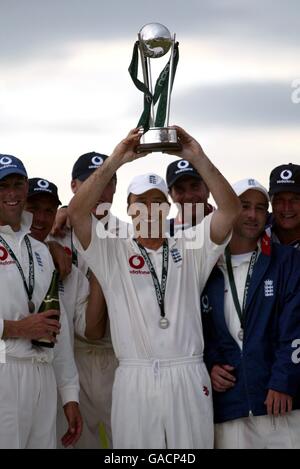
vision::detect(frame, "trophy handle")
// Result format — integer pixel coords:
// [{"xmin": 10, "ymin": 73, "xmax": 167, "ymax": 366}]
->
[
  {"xmin": 138, "ymin": 34, "xmax": 155, "ymax": 127},
  {"xmin": 146, "ymin": 58, "xmax": 155, "ymax": 127},
  {"xmin": 166, "ymin": 33, "xmax": 176, "ymax": 127}
]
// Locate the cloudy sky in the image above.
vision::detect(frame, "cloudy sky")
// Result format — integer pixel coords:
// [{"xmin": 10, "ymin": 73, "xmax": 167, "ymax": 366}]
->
[{"xmin": 0, "ymin": 0, "xmax": 299, "ymax": 219}]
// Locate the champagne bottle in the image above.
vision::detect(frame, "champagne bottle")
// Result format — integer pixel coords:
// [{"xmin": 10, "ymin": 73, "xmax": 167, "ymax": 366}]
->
[{"xmin": 32, "ymin": 270, "xmax": 60, "ymax": 348}]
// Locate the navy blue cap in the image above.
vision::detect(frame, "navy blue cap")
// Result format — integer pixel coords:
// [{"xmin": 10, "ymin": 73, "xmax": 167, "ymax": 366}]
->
[
  {"xmin": 0, "ymin": 154, "xmax": 27, "ymax": 181},
  {"xmin": 166, "ymin": 159, "xmax": 202, "ymax": 189},
  {"xmin": 28, "ymin": 178, "xmax": 61, "ymax": 206},
  {"xmin": 72, "ymin": 152, "xmax": 109, "ymax": 181},
  {"xmin": 269, "ymin": 163, "xmax": 300, "ymax": 195}
]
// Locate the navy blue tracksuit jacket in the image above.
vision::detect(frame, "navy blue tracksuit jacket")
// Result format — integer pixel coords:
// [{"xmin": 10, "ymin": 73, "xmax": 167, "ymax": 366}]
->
[{"xmin": 201, "ymin": 241, "xmax": 300, "ymax": 424}]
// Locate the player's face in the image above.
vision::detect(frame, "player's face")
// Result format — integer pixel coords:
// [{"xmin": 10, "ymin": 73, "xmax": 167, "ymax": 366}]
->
[
  {"xmin": 26, "ymin": 194, "xmax": 58, "ymax": 242},
  {"xmin": 128, "ymin": 189, "xmax": 170, "ymax": 238},
  {"xmin": 72, "ymin": 177, "xmax": 116, "ymax": 220},
  {"xmin": 272, "ymin": 192, "xmax": 300, "ymax": 232},
  {"xmin": 234, "ymin": 190, "xmax": 268, "ymax": 241},
  {"xmin": 0, "ymin": 175, "xmax": 28, "ymax": 231},
  {"xmin": 169, "ymin": 176, "xmax": 209, "ymax": 225}
]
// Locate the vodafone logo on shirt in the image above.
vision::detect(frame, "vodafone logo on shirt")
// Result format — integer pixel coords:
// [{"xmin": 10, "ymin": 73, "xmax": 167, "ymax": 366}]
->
[
  {"xmin": 129, "ymin": 255, "xmax": 144, "ymax": 269},
  {"xmin": 0, "ymin": 246, "xmax": 14, "ymax": 265},
  {"xmin": 0, "ymin": 247, "xmax": 8, "ymax": 261},
  {"xmin": 128, "ymin": 255, "xmax": 149, "ymax": 275},
  {"xmin": 64, "ymin": 246, "xmax": 72, "ymax": 257}
]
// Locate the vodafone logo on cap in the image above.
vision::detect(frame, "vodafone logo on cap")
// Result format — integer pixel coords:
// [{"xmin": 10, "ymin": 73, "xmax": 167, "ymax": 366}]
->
[
  {"xmin": 280, "ymin": 170, "xmax": 292, "ymax": 180},
  {"xmin": 129, "ymin": 255, "xmax": 145, "ymax": 270},
  {"xmin": 177, "ymin": 160, "xmax": 189, "ymax": 169},
  {"xmin": 0, "ymin": 247, "xmax": 8, "ymax": 261},
  {"xmin": 0, "ymin": 156, "xmax": 12, "ymax": 166},
  {"xmin": 91, "ymin": 156, "xmax": 103, "ymax": 166},
  {"xmin": 37, "ymin": 179, "xmax": 49, "ymax": 189}
]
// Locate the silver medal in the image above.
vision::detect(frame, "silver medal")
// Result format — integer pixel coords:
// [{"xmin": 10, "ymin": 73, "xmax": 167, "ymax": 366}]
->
[
  {"xmin": 28, "ymin": 301, "xmax": 35, "ymax": 313},
  {"xmin": 159, "ymin": 317, "xmax": 169, "ymax": 329},
  {"xmin": 238, "ymin": 328, "xmax": 244, "ymax": 341}
]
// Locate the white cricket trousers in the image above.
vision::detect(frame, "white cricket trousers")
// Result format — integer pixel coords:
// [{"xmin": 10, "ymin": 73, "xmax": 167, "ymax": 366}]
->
[
  {"xmin": 112, "ymin": 356, "xmax": 213, "ymax": 449},
  {"xmin": 215, "ymin": 411, "xmax": 300, "ymax": 449},
  {"xmin": 0, "ymin": 358, "xmax": 57, "ymax": 449},
  {"xmin": 73, "ymin": 346, "xmax": 118, "ymax": 449}
]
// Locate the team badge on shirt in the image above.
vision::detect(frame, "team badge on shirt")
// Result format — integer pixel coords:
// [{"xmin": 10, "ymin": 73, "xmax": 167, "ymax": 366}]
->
[
  {"xmin": 58, "ymin": 280, "xmax": 64, "ymax": 294},
  {"xmin": 34, "ymin": 252, "xmax": 44, "ymax": 269},
  {"xmin": 170, "ymin": 247, "xmax": 182, "ymax": 266},
  {"xmin": 264, "ymin": 279, "xmax": 274, "ymax": 297}
]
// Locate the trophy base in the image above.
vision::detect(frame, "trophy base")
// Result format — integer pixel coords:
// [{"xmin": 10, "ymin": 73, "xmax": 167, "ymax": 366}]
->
[{"xmin": 136, "ymin": 127, "xmax": 182, "ymax": 153}]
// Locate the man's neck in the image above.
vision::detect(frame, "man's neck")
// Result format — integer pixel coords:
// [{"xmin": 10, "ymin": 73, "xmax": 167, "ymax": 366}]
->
[
  {"xmin": 175, "ymin": 213, "xmax": 198, "ymax": 228},
  {"xmin": 136, "ymin": 236, "xmax": 165, "ymax": 250},
  {"xmin": 94, "ymin": 211, "xmax": 111, "ymax": 222},
  {"xmin": 175, "ymin": 203, "xmax": 211, "ymax": 228},
  {"xmin": 274, "ymin": 226, "xmax": 300, "ymax": 245},
  {"xmin": 229, "ymin": 235, "xmax": 258, "ymax": 255},
  {"xmin": 0, "ymin": 221, "xmax": 21, "ymax": 232},
  {"xmin": 175, "ymin": 215, "xmax": 189, "ymax": 227}
]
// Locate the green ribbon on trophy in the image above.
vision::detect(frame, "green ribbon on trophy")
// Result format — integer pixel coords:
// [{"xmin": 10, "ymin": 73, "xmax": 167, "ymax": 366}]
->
[{"xmin": 129, "ymin": 40, "xmax": 179, "ymax": 132}]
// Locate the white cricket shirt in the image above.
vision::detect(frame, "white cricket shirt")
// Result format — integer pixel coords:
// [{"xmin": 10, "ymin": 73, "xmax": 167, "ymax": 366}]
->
[
  {"xmin": 218, "ymin": 246, "xmax": 261, "ymax": 350},
  {"xmin": 58, "ymin": 266, "xmax": 89, "ymax": 344},
  {"xmin": 0, "ymin": 211, "xmax": 79, "ymax": 405},
  {"xmin": 74, "ymin": 212, "xmax": 230, "ymax": 359},
  {"xmin": 0, "ymin": 211, "xmax": 55, "ymax": 359},
  {"xmin": 50, "ymin": 213, "xmax": 131, "ymax": 350}
]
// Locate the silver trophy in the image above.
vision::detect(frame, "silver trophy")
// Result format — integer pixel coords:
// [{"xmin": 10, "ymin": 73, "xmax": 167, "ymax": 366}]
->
[{"xmin": 129, "ymin": 23, "xmax": 181, "ymax": 153}]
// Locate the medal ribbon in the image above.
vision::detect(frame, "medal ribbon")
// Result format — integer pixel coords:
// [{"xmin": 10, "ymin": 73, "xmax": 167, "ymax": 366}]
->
[
  {"xmin": 225, "ymin": 245, "xmax": 258, "ymax": 333},
  {"xmin": 128, "ymin": 41, "xmax": 179, "ymax": 132},
  {"xmin": 0, "ymin": 234, "xmax": 35, "ymax": 305},
  {"xmin": 134, "ymin": 239, "xmax": 169, "ymax": 320}
]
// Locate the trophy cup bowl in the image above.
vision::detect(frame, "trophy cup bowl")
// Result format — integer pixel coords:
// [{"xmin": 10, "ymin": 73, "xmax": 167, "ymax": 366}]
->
[
  {"xmin": 139, "ymin": 23, "xmax": 173, "ymax": 58},
  {"xmin": 129, "ymin": 23, "xmax": 182, "ymax": 153},
  {"xmin": 137, "ymin": 127, "xmax": 181, "ymax": 153}
]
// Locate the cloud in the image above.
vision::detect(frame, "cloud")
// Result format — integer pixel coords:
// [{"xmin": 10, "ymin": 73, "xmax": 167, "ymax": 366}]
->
[
  {"xmin": 0, "ymin": 0, "xmax": 299, "ymax": 62},
  {"xmin": 174, "ymin": 81, "xmax": 300, "ymax": 127}
]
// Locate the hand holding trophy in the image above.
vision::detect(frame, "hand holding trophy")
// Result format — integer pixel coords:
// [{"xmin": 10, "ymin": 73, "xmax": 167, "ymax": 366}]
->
[{"xmin": 129, "ymin": 23, "xmax": 182, "ymax": 153}]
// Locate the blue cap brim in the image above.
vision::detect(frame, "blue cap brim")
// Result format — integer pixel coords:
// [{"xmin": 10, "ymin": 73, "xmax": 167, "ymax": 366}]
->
[
  {"xmin": 167, "ymin": 171, "xmax": 202, "ymax": 189},
  {"xmin": 27, "ymin": 190, "xmax": 61, "ymax": 206},
  {"xmin": 0, "ymin": 168, "xmax": 28, "ymax": 181}
]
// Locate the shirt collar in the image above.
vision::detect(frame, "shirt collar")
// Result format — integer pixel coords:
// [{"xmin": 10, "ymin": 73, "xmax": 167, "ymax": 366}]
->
[
  {"xmin": 129, "ymin": 235, "xmax": 177, "ymax": 253},
  {"xmin": 0, "ymin": 210, "xmax": 33, "ymax": 240},
  {"xmin": 218, "ymin": 240, "xmax": 262, "ymax": 267}
]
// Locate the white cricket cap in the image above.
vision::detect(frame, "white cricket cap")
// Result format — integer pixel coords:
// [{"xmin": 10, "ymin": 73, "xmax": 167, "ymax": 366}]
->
[
  {"xmin": 127, "ymin": 173, "xmax": 169, "ymax": 200},
  {"xmin": 232, "ymin": 178, "xmax": 269, "ymax": 202}
]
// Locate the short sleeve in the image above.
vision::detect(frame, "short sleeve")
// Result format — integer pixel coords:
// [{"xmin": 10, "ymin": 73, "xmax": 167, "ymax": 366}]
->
[
  {"xmin": 183, "ymin": 213, "xmax": 231, "ymax": 292},
  {"xmin": 73, "ymin": 215, "xmax": 117, "ymax": 287}
]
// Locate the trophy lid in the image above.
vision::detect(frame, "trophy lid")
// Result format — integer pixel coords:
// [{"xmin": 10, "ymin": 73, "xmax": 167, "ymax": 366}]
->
[{"xmin": 139, "ymin": 23, "xmax": 172, "ymax": 58}]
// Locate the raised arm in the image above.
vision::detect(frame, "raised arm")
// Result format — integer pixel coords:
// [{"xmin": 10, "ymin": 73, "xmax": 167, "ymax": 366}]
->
[
  {"xmin": 170, "ymin": 126, "xmax": 241, "ymax": 244},
  {"xmin": 68, "ymin": 128, "xmax": 146, "ymax": 250}
]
